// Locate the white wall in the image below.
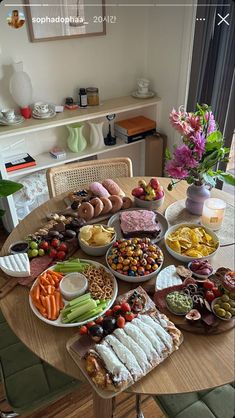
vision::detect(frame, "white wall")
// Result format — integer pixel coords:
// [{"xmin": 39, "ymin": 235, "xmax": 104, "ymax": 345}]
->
[
  {"xmin": 0, "ymin": 1, "xmax": 195, "ymax": 150},
  {"xmin": 146, "ymin": 0, "xmax": 196, "ymax": 150},
  {"xmin": 0, "ymin": 2, "xmax": 148, "ymax": 108}
]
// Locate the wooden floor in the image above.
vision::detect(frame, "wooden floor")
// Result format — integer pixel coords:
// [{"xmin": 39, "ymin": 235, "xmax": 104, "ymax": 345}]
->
[{"xmin": 0, "ymin": 223, "xmax": 164, "ymax": 417}]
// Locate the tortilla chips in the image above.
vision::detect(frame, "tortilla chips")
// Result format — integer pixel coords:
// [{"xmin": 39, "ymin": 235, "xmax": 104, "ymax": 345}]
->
[{"xmin": 166, "ymin": 226, "xmax": 218, "ymax": 258}]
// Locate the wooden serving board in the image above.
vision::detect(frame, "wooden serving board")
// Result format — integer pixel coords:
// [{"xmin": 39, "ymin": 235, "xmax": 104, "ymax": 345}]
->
[
  {"xmin": 66, "ymin": 315, "xmax": 184, "ymax": 399},
  {"xmin": 158, "ymin": 306, "xmax": 235, "ymax": 335}
]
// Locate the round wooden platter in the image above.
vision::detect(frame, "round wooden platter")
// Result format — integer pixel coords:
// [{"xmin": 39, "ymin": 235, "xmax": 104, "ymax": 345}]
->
[{"xmin": 158, "ymin": 305, "xmax": 235, "ymax": 335}]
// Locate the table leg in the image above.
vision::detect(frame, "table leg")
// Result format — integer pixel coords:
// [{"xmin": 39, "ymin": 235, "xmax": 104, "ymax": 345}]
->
[
  {"xmin": 92, "ymin": 391, "xmax": 114, "ymax": 418},
  {"xmin": 136, "ymin": 394, "xmax": 145, "ymax": 418}
]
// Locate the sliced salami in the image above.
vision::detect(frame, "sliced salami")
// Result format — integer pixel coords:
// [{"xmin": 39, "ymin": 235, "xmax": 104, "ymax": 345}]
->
[{"xmin": 18, "ymin": 255, "xmax": 52, "ymax": 286}]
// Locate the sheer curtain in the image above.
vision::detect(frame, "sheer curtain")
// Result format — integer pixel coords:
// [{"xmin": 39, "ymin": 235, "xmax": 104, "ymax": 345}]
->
[{"xmin": 187, "ymin": 0, "xmax": 235, "ymax": 187}]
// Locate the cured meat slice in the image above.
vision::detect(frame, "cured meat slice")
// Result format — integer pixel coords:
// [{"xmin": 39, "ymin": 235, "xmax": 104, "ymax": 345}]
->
[
  {"xmin": 18, "ymin": 256, "xmax": 52, "ymax": 286},
  {"xmin": 104, "ymin": 335, "xmax": 143, "ymax": 380},
  {"xmin": 113, "ymin": 328, "xmax": 149, "ymax": 373}
]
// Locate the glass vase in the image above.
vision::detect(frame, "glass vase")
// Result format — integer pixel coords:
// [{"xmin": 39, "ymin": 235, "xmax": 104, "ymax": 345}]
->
[
  {"xmin": 185, "ymin": 183, "xmax": 211, "ymax": 215},
  {"xmin": 67, "ymin": 123, "xmax": 87, "ymax": 153}
]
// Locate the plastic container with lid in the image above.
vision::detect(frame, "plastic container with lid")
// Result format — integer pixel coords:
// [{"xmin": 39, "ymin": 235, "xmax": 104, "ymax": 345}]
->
[{"xmin": 86, "ymin": 87, "xmax": 99, "ymax": 106}]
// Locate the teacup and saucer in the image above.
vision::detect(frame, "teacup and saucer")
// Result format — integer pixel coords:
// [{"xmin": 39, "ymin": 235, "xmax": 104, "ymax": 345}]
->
[
  {"xmin": 33, "ymin": 102, "xmax": 49, "ymax": 115},
  {"xmin": 132, "ymin": 78, "xmax": 155, "ymax": 99},
  {"xmin": 1, "ymin": 109, "xmax": 16, "ymax": 122}
]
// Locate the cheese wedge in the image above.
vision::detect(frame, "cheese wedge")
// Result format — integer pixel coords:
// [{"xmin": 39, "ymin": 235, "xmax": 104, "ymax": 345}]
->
[
  {"xmin": 155, "ymin": 265, "xmax": 182, "ymax": 290},
  {"xmin": 0, "ymin": 253, "xmax": 30, "ymax": 277}
]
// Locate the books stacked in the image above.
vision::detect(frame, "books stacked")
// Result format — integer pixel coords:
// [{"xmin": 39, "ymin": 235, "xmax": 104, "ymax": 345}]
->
[
  {"xmin": 114, "ymin": 116, "xmax": 156, "ymax": 143},
  {"xmin": 5, "ymin": 153, "xmax": 36, "ymax": 172}
]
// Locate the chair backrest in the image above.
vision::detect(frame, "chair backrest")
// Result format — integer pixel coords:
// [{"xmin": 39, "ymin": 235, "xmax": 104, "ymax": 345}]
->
[{"xmin": 46, "ymin": 157, "xmax": 133, "ymax": 198}]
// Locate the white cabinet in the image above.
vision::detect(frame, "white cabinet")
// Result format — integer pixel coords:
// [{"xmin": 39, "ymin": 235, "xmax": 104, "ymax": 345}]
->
[{"xmin": 0, "ymin": 96, "xmax": 161, "ymax": 231}]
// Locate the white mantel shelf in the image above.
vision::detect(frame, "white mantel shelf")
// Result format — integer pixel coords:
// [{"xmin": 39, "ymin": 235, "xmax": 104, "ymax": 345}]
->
[{"xmin": 0, "ymin": 96, "xmax": 160, "ymax": 139}]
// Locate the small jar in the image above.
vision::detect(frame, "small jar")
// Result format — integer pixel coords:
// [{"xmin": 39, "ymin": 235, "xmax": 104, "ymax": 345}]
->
[
  {"xmin": 79, "ymin": 88, "xmax": 87, "ymax": 107},
  {"xmin": 86, "ymin": 87, "xmax": 99, "ymax": 106}
]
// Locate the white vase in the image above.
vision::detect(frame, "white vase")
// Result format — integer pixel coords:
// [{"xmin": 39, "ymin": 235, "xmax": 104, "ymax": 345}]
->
[
  {"xmin": 9, "ymin": 62, "xmax": 33, "ymax": 108},
  {"xmin": 89, "ymin": 121, "xmax": 104, "ymax": 149}
]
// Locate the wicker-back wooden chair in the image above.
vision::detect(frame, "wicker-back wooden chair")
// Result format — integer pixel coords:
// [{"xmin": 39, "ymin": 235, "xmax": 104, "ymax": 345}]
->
[{"xmin": 46, "ymin": 157, "xmax": 133, "ymax": 198}]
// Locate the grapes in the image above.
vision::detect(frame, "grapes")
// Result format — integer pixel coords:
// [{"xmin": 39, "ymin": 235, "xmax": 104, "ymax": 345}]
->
[
  {"xmin": 31, "ymin": 249, "xmax": 39, "ymax": 257},
  {"xmin": 30, "ymin": 241, "xmax": 38, "ymax": 250}
]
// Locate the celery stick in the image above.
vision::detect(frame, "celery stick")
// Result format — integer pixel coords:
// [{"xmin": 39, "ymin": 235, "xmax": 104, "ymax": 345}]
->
[
  {"xmin": 70, "ymin": 307, "xmax": 104, "ymax": 323},
  {"xmin": 66, "ymin": 299, "xmax": 97, "ymax": 322},
  {"xmin": 68, "ymin": 293, "xmax": 91, "ymax": 306},
  {"xmin": 61, "ymin": 298, "xmax": 91, "ymax": 316}
]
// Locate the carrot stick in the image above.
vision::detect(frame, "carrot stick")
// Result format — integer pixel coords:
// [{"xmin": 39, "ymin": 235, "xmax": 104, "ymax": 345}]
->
[
  {"xmin": 39, "ymin": 283, "xmax": 47, "ymax": 295},
  {"xmin": 33, "ymin": 300, "xmax": 46, "ymax": 315},
  {"xmin": 50, "ymin": 295, "xmax": 57, "ymax": 320},
  {"xmin": 46, "ymin": 274, "xmax": 56, "ymax": 285},
  {"xmin": 40, "ymin": 295, "xmax": 47, "ymax": 309},
  {"xmin": 47, "ymin": 285, "xmax": 55, "ymax": 295},
  {"xmin": 34, "ymin": 284, "xmax": 40, "ymax": 301},
  {"xmin": 45, "ymin": 296, "xmax": 52, "ymax": 320},
  {"xmin": 55, "ymin": 291, "xmax": 61, "ymax": 314},
  {"xmin": 59, "ymin": 293, "xmax": 64, "ymax": 309},
  {"xmin": 40, "ymin": 276, "xmax": 51, "ymax": 286}
]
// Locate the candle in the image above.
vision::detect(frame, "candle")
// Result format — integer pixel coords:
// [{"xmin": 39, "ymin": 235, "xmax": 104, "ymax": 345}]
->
[{"xmin": 201, "ymin": 198, "xmax": 226, "ymax": 230}]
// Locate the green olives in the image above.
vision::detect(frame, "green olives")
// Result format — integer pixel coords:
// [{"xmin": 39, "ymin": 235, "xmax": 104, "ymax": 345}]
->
[{"xmin": 213, "ymin": 296, "xmax": 235, "ymax": 320}]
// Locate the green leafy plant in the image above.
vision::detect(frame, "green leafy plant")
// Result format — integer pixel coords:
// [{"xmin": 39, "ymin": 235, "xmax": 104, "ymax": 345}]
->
[
  {"xmin": 0, "ymin": 180, "xmax": 23, "ymax": 216},
  {"xmin": 165, "ymin": 104, "xmax": 235, "ymax": 190}
]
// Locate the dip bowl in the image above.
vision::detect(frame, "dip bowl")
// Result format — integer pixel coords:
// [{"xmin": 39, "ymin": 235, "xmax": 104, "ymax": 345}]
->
[{"xmin": 59, "ymin": 272, "xmax": 88, "ymax": 301}]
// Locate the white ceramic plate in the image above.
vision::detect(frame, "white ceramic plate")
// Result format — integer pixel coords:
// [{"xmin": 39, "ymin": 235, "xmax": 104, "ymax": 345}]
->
[
  {"xmin": 0, "ymin": 115, "xmax": 24, "ymax": 125},
  {"xmin": 131, "ymin": 91, "xmax": 155, "ymax": 99},
  {"xmin": 29, "ymin": 259, "xmax": 118, "ymax": 327},
  {"xmin": 107, "ymin": 208, "xmax": 168, "ymax": 244},
  {"xmin": 32, "ymin": 109, "xmax": 56, "ymax": 119}
]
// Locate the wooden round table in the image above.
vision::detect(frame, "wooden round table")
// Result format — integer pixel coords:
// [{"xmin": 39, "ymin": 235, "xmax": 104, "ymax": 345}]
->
[{"xmin": 0, "ymin": 178, "xmax": 234, "ymax": 418}]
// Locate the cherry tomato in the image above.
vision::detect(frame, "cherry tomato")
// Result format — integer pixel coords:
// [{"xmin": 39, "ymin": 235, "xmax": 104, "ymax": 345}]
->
[
  {"xmin": 117, "ymin": 316, "xmax": 126, "ymax": 328},
  {"xmin": 121, "ymin": 302, "xmax": 131, "ymax": 313},
  {"xmin": 205, "ymin": 290, "xmax": 216, "ymax": 303},
  {"xmin": 39, "ymin": 241, "xmax": 49, "ymax": 250},
  {"xmin": 95, "ymin": 316, "xmax": 104, "ymax": 325},
  {"xmin": 125, "ymin": 312, "xmax": 136, "ymax": 321},
  {"xmin": 48, "ymin": 248, "xmax": 57, "ymax": 258},
  {"xmin": 212, "ymin": 287, "xmax": 222, "ymax": 297},
  {"xmin": 105, "ymin": 309, "xmax": 113, "ymax": 317},
  {"xmin": 203, "ymin": 280, "xmax": 214, "ymax": 290},
  {"xmin": 86, "ymin": 321, "xmax": 96, "ymax": 329},
  {"xmin": 112, "ymin": 305, "xmax": 122, "ymax": 313},
  {"xmin": 56, "ymin": 251, "xmax": 66, "ymax": 260},
  {"xmin": 57, "ymin": 243, "xmax": 68, "ymax": 253},
  {"xmin": 51, "ymin": 238, "xmax": 60, "ymax": 248},
  {"xmin": 79, "ymin": 326, "xmax": 88, "ymax": 335}
]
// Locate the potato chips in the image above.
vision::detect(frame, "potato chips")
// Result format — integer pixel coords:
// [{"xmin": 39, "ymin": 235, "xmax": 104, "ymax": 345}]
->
[
  {"xmin": 166, "ymin": 226, "xmax": 218, "ymax": 257},
  {"xmin": 79, "ymin": 225, "xmax": 115, "ymax": 247}
]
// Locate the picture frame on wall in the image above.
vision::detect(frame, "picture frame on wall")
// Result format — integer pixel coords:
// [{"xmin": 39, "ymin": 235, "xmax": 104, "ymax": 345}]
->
[{"xmin": 25, "ymin": 0, "xmax": 106, "ymax": 42}]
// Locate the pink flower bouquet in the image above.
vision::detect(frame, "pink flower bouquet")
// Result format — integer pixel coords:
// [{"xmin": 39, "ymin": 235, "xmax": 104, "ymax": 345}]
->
[{"xmin": 165, "ymin": 104, "xmax": 235, "ymax": 190}]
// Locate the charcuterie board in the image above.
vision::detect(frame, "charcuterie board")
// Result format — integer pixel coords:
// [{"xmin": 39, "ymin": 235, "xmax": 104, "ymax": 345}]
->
[
  {"xmin": 66, "ymin": 302, "xmax": 183, "ymax": 399},
  {"xmin": 154, "ymin": 285, "xmax": 235, "ymax": 335}
]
